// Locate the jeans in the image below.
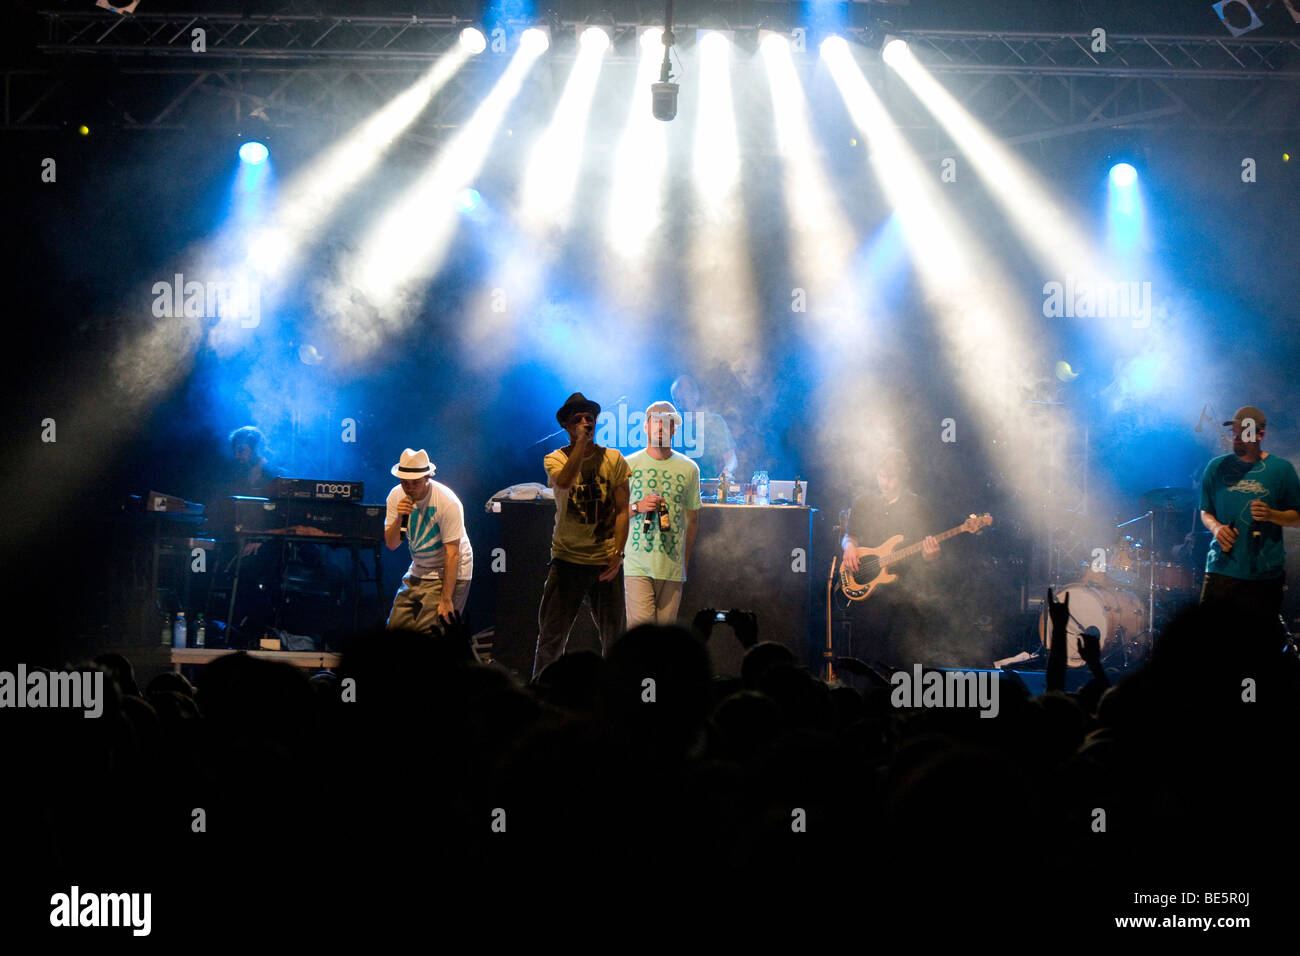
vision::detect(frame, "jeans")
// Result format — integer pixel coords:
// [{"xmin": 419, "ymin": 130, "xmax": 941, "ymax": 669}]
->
[{"xmin": 533, "ymin": 559, "xmax": 624, "ymax": 679}]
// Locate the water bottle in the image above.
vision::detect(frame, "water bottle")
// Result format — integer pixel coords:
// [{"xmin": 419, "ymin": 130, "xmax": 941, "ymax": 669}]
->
[
  {"xmin": 161, "ymin": 611, "xmax": 172, "ymax": 646},
  {"xmin": 173, "ymin": 611, "xmax": 187, "ymax": 649},
  {"xmin": 195, "ymin": 613, "xmax": 206, "ymax": 648},
  {"xmin": 753, "ymin": 471, "xmax": 770, "ymax": 506}
]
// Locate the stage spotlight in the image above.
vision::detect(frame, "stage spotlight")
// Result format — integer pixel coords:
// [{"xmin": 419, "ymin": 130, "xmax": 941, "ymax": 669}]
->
[
  {"xmin": 77, "ymin": 124, "xmax": 90, "ymax": 136},
  {"xmin": 239, "ymin": 141, "xmax": 269, "ymax": 165},
  {"xmin": 882, "ymin": 36, "xmax": 909, "ymax": 65},
  {"xmin": 820, "ymin": 35, "xmax": 849, "ymax": 59},
  {"xmin": 455, "ymin": 187, "xmax": 482, "ymax": 213},
  {"xmin": 641, "ymin": 27, "xmax": 664, "ymax": 51},
  {"xmin": 521, "ymin": 27, "xmax": 550, "ymax": 54},
  {"xmin": 759, "ymin": 31, "xmax": 789, "ymax": 55},
  {"xmin": 460, "ymin": 27, "xmax": 487, "ymax": 54},
  {"xmin": 697, "ymin": 29, "xmax": 733, "ymax": 53},
  {"xmin": 580, "ymin": 25, "xmax": 611, "ymax": 52},
  {"xmin": 1109, "ymin": 162, "xmax": 1137, "ymax": 187},
  {"xmin": 1212, "ymin": 0, "xmax": 1264, "ymax": 36}
]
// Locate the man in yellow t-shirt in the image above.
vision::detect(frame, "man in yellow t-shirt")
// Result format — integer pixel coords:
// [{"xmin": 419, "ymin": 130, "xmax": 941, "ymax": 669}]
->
[{"xmin": 533, "ymin": 392, "xmax": 631, "ymax": 679}]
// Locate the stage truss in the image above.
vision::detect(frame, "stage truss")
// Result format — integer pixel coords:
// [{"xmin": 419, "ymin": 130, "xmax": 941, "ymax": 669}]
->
[{"xmin": 5, "ymin": 11, "xmax": 1299, "ymax": 141}]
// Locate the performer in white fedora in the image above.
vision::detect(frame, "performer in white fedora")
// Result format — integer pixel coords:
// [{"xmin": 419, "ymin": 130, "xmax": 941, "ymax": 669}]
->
[{"xmin": 384, "ymin": 448, "xmax": 473, "ymax": 631}]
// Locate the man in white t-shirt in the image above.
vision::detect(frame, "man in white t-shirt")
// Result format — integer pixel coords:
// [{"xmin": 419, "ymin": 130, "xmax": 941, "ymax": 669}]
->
[{"xmin": 384, "ymin": 448, "xmax": 473, "ymax": 632}]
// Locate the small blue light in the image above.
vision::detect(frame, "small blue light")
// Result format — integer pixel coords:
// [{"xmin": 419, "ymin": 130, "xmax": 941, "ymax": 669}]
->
[
  {"xmin": 239, "ymin": 141, "xmax": 269, "ymax": 165},
  {"xmin": 1109, "ymin": 162, "xmax": 1137, "ymax": 188},
  {"xmin": 455, "ymin": 188, "xmax": 482, "ymax": 214}
]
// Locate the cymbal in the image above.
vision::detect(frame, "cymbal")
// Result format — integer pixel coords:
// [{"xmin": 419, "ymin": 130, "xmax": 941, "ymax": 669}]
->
[{"xmin": 1139, "ymin": 487, "xmax": 1196, "ymax": 511}]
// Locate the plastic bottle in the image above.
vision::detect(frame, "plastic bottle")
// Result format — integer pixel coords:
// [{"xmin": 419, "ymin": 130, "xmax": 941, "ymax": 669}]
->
[
  {"xmin": 754, "ymin": 471, "xmax": 770, "ymax": 506},
  {"xmin": 173, "ymin": 611, "xmax": 187, "ymax": 649}
]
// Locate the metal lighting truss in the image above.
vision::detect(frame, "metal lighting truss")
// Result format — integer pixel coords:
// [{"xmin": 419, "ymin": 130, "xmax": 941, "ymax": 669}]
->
[{"xmin": 3, "ymin": 11, "xmax": 1297, "ymax": 136}]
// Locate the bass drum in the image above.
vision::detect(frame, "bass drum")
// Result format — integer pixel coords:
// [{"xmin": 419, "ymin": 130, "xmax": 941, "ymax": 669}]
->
[{"xmin": 1039, "ymin": 583, "xmax": 1146, "ymax": 668}]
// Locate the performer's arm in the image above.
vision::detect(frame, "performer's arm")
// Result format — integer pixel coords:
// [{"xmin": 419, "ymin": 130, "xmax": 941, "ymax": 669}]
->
[
  {"xmin": 683, "ymin": 507, "xmax": 699, "ymax": 576},
  {"xmin": 841, "ymin": 534, "xmax": 860, "ymax": 573},
  {"xmin": 1202, "ymin": 509, "xmax": 1237, "ymax": 551},
  {"xmin": 436, "ymin": 541, "xmax": 460, "ymax": 616},
  {"xmin": 1250, "ymin": 504, "xmax": 1300, "ymax": 527},
  {"xmin": 552, "ymin": 428, "xmax": 591, "ymax": 492},
  {"xmin": 600, "ymin": 480, "xmax": 630, "ymax": 582},
  {"xmin": 386, "ymin": 497, "xmax": 414, "ymax": 550}
]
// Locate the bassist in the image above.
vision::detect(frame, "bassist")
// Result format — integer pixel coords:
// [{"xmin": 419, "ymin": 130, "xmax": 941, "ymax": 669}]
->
[{"xmin": 840, "ymin": 448, "xmax": 941, "ymax": 667}]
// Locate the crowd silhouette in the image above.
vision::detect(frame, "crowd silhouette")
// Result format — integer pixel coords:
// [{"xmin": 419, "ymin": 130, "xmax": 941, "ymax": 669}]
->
[{"xmin": 4, "ymin": 595, "xmax": 1294, "ymax": 938}]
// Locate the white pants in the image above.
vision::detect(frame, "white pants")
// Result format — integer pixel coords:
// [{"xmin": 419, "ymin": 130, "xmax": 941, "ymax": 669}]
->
[{"xmin": 624, "ymin": 575, "xmax": 684, "ymax": 628}]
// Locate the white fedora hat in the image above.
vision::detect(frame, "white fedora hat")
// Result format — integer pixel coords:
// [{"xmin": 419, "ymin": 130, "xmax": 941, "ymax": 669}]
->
[{"xmin": 391, "ymin": 448, "xmax": 435, "ymax": 479}]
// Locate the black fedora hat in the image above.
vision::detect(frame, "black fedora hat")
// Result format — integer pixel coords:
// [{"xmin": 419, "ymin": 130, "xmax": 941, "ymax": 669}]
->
[{"xmin": 556, "ymin": 392, "xmax": 601, "ymax": 426}]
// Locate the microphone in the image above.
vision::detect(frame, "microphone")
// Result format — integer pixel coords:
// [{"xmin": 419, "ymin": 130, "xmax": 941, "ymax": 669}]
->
[{"xmin": 401, "ymin": 496, "xmax": 412, "ymax": 534}]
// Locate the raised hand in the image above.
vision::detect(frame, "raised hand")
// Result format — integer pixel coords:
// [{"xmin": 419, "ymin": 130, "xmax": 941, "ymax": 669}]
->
[
  {"xmin": 1047, "ymin": 587, "xmax": 1071, "ymax": 634},
  {"xmin": 727, "ymin": 608, "xmax": 759, "ymax": 649},
  {"xmin": 691, "ymin": 607, "xmax": 718, "ymax": 641},
  {"xmin": 1076, "ymin": 626, "xmax": 1102, "ymax": 669}
]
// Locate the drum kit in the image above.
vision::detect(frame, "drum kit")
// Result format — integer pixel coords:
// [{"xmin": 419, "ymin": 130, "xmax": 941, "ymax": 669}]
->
[{"xmin": 1039, "ymin": 487, "xmax": 1205, "ymax": 669}]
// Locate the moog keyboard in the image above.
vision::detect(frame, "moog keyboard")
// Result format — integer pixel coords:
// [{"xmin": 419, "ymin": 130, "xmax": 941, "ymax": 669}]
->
[{"xmin": 268, "ymin": 477, "xmax": 365, "ymax": 501}]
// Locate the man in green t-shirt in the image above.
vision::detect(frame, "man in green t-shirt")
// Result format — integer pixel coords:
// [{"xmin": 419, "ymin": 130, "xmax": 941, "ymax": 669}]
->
[
  {"xmin": 625, "ymin": 401, "xmax": 701, "ymax": 627},
  {"xmin": 1199, "ymin": 405, "xmax": 1300, "ymax": 630}
]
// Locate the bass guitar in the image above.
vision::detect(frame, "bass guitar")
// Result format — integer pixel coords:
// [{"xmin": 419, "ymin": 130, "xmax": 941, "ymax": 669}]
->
[{"xmin": 839, "ymin": 513, "xmax": 993, "ymax": 602}]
